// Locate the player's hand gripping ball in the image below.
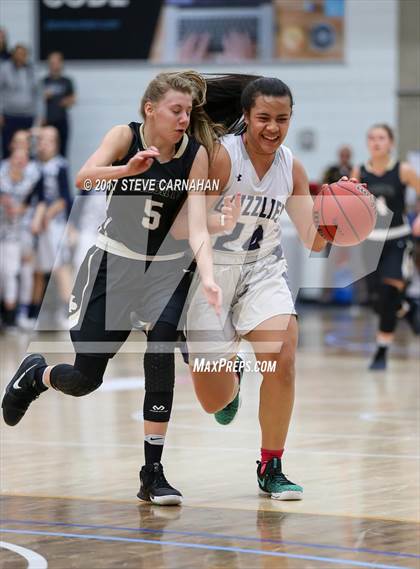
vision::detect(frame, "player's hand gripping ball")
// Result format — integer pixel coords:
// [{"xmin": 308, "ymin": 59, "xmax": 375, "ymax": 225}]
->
[{"xmin": 313, "ymin": 179, "xmax": 377, "ymax": 246}]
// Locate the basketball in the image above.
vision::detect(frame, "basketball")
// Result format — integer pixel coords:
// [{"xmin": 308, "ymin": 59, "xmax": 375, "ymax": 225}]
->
[{"xmin": 312, "ymin": 180, "xmax": 377, "ymax": 246}]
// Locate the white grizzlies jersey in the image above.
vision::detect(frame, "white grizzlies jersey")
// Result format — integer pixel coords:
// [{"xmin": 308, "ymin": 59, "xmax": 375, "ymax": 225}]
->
[{"xmin": 212, "ymin": 134, "xmax": 293, "ymax": 264}]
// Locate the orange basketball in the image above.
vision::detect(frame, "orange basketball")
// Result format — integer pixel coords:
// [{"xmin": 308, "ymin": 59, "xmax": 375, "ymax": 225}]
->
[{"xmin": 312, "ymin": 181, "xmax": 377, "ymax": 246}]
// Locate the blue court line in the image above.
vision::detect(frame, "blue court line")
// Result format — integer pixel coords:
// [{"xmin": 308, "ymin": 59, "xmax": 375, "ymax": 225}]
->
[
  {"xmin": 0, "ymin": 528, "xmax": 408, "ymax": 569},
  {"xmin": 1, "ymin": 518, "xmax": 418, "ymax": 560}
]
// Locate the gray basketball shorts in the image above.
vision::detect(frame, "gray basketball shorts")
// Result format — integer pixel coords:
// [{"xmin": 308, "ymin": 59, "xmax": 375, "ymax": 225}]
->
[{"xmin": 186, "ymin": 250, "xmax": 296, "ymax": 363}]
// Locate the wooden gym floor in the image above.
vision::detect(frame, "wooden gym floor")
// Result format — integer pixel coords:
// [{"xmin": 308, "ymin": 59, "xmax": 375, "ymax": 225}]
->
[{"xmin": 1, "ymin": 307, "xmax": 419, "ymax": 568}]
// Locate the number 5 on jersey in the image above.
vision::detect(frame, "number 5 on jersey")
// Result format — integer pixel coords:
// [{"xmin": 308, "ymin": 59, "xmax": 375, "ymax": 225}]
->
[{"xmin": 142, "ymin": 198, "xmax": 163, "ymax": 230}]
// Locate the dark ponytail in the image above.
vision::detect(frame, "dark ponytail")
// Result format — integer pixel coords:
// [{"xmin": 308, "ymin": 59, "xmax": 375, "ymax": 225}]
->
[
  {"xmin": 203, "ymin": 74, "xmax": 294, "ymax": 135},
  {"xmin": 203, "ymin": 74, "xmax": 261, "ymax": 131}
]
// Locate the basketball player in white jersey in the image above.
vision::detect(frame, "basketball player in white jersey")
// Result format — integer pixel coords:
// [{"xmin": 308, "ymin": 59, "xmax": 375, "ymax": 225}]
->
[{"xmin": 187, "ymin": 77, "xmax": 340, "ymax": 500}]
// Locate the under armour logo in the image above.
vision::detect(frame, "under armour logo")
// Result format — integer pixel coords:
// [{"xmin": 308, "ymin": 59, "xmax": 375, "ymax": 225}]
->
[
  {"xmin": 236, "ymin": 174, "xmax": 242, "ymax": 181},
  {"xmin": 151, "ymin": 405, "xmax": 166, "ymax": 412}
]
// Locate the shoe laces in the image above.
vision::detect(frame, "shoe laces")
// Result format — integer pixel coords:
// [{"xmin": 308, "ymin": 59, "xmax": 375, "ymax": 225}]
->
[
  {"xmin": 151, "ymin": 463, "xmax": 172, "ymax": 489},
  {"xmin": 17, "ymin": 380, "xmax": 40, "ymax": 406},
  {"xmin": 257, "ymin": 458, "xmax": 292, "ymax": 485}
]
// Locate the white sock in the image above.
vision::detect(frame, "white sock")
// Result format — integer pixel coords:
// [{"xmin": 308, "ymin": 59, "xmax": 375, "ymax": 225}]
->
[
  {"xmin": 144, "ymin": 434, "xmax": 165, "ymax": 445},
  {"xmin": 42, "ymin": 367, "xmax": 50, "ymax": 389}
]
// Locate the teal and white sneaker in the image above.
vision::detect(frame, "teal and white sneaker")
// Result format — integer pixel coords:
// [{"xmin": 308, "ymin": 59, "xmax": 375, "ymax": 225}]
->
[
  {"xmin": 214, "ymin": 355, "xmax": 243, "ymax": 425},
  {"xmin": 257, "ymin": 457, "xmax": 303, "ymax": 501}
]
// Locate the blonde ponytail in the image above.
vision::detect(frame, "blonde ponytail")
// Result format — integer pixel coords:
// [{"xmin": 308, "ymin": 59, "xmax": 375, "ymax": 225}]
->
[
  {"xmin": 140, "ymin": 70, "xmax": 224, "ymax": 157},
  {"xmin": 140, "ymin": 71, "xmax": 260, "ymax": 156}
]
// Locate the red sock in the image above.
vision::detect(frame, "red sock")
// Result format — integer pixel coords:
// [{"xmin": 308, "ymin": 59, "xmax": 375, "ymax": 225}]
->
[{"xmin": 260, "ymin": 448, "xmax": 284, "ymax": 473}]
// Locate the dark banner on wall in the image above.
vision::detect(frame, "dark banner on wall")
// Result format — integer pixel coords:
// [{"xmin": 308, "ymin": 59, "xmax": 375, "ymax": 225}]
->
[
  {"xmin": 38, "ymin": 0, "xmax": 164, "ymax": 60},
  {"xmin": 38, "ymin": 0, "xmax": 344, "ymax": 62}
]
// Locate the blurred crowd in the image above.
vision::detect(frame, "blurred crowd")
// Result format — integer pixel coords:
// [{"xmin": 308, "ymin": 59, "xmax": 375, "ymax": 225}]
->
[
  {"xmin": 0, "ymin": 28, "xmax": 107, "ymax": 332},
  {"xmin": 0, "ymin": 125, "xmax": 107, "ymax": 332},
  {"xmin": 0, "ymin": 29, "xmax": 75, "ymax": 158}
]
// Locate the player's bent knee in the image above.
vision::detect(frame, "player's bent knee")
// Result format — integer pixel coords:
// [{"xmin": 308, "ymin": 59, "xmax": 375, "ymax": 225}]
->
[
  {"xmin": 199, "ymin": 398, "xmax": 226, "ymax": 414},
  {"xmin": 260, "ymin": 352, "xmax": 295, "ymax": 384},
  {"xmin": 191, "ymin": 371, "xmax": 234, "ymax": 413},
  {"xmin": 50, "ymin": 365, "xmax": 103, "ymax": 396},
  {"xmin": 49, "ymin": 355, "xmax": 108, "ymax": 397}
]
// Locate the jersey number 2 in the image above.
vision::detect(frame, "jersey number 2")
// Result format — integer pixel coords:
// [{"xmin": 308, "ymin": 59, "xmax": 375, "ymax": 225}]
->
[{"xmin": 214, "ymin": 223, "xmax": 264, "ymax": 251}]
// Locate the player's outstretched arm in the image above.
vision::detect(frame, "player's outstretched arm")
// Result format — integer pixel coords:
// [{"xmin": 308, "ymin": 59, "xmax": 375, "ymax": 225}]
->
[
  {"xmin": 75, "ymin": 125, "xmax": 159, "ymax": 189},
  {"xmin": 286, "ymin": 158, "xmax": 327, "ymax": 252},
  {"xmin": 187, "ymin": 146, "xmax": 222, "ymax": 313}
]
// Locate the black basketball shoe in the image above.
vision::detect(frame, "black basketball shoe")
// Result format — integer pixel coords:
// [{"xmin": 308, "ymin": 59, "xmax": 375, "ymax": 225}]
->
[
  {"xmin": 369, "ymin": 346, "xmax": 388, "ymax": 371},
  {"xmin": 137, "ymin": 462, "xmax": 183, "ymax": 506},
  {"xmin": 2, "ymin": 354, "xmax": 47, "ymax": 426}
]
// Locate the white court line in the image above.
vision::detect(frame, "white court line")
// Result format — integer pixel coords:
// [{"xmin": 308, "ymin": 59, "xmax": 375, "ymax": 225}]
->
[
  {"xmin": 0, "ymin": 541, "xmax": 48, "ymax": 568},
  {"xmin": 2, "ymin": 440, "xmax": 419, "ymax": 460}
]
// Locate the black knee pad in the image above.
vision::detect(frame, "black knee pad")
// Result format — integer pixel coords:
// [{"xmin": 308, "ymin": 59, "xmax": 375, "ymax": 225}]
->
[
  {"xmin": 143, "ymin": 322, "xmax": 176, "ymax": 421},
  {"xmin": 144, "ymin": 349, "xmax": 175, "ymax": 392},
  {"xmin": 143, "ymin": 391, "xmax": 174, "ymax": 422},
  {"xmin": 50, "ymin": 355, "xmax": 108, "ymax": 397},
  {"xmin": 144, "ymin": 321, "xmax": 177, "ymax": 392},
  {"xmin": 378, "ymin": 284, "xmax": 401, "ymax": 333},
  {"xmin": 143, "ymin": 348, "xmax": 174, "ymax": 422}
]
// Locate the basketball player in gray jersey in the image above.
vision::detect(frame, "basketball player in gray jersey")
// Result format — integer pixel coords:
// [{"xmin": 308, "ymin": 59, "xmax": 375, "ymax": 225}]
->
[{"xmin": 187, "ymin": 77, "xmax": 353, "ymax": 500}]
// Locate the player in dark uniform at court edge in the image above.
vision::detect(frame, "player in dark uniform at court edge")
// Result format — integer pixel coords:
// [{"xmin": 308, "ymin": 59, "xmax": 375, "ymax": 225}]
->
[{"xmin": 353, "ymin": 124, "xmax": 420, "ymax": 370}]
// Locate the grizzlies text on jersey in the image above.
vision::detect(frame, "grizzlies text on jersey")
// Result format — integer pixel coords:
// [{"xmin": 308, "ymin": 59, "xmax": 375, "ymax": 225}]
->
[{"xmin": 211, "ymin": 133, "xmax": 293, "ymax": 264}]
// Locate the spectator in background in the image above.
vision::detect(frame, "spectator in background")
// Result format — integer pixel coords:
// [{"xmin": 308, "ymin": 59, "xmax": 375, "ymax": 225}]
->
[
  {"xmin": 9, "ymin": 128, "xmax": 31, "ymax": 154},
  {"xmin": 0, "ymin": 45, "xmax": 41, "ymax": 159},
  {"xmin": 0, "ymin": 28, "xmax": 11, "ymax": 61},
  {"xmin": 32, "ymin": 126, "xmax": 73, "ymax": 328},
  {"xmin": 322, "ymin": 145, "xmax": 353, "ymax": 185},
  {"xmin": 42, "ymin": 52, "xmax": 76, "ymax": 157},
  {"xmin": 0, "ymin": 148, "xmax": 44, "ymax": 331},
  {"xmin": 4, "ymin": 130, "xmax": 43, "ymax": 328}
]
